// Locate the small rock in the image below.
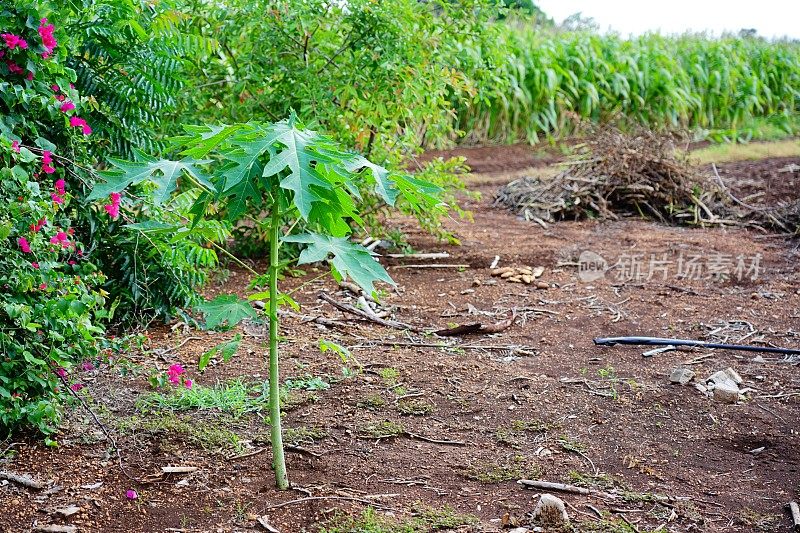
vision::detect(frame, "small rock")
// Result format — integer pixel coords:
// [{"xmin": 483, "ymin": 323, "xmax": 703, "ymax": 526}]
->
[
  {"xmin": 713, "ymin": 382, "xmax": 740, "ymax": 403},
  {"xmin": 752, "ymin": 355, "xmax": 766, "ymax": 363},
  {"xmin": 669, "ymin": 367, "xmax": 695, "ymax": 385},
  {"xmin": 54, "ymin": 505, "xmax": 81, "ymax": 518},
  {"xmin": 460, "ymin": 288, "xmax": 475, "ymax": 295},
  {"xmin": 471, "ymin": 278, "xmax": 482, "ymax": 287},
  {"xmin": 532, "ymin": 494, "xmax": 569, "ymax": 526},
  {"xmin": 509, "ymin": 528, "xmax": 530, "ymax": 533},
  {"xmin": 532, "ymin": 266, "xmax": 545, "ymax": 278},
  {"xmin": 535, "ymin": 281, "xmax": 549, "ymax": 290}
]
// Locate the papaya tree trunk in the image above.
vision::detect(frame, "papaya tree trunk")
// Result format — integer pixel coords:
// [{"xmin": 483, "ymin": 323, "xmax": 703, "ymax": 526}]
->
[{"xmin": 268, "ymin": 199, "xmax": 288, "ymax": 490}]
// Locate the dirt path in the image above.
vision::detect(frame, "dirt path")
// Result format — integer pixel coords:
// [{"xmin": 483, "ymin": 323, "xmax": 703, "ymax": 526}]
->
[{"xmin": 1, "ymin": 152, "xmax": 799, "ymax": 533}]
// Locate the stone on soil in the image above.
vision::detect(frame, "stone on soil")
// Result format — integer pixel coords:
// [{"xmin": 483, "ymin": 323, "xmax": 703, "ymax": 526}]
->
[
  {"xmin": 669, "ymin": 367, "xmax": 695, "ymax": 385},
  {"xmin": 532, "ymin": 493, "xmax": 569, "ymax": 525}
]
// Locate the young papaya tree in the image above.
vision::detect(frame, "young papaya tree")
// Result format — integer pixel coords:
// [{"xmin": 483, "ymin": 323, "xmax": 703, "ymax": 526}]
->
[{"xmin": 88, "ymin": 114, "xmax": 444, "ymax": 489}]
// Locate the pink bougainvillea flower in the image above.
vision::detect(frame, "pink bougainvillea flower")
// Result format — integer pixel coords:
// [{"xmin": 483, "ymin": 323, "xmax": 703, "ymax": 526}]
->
[
  {"xmin": 17, "ymin": 237, "xmax": 31, "ymax": 253},
  {"xmin": 1, "ymin": 34, "xmax": 28, "ymax": 50},
  {"xmin": 68, "ymin": 116, "xmax": 92, "ymax": 135},
  {"xmin": 39, "ymin": 283, "xmax": 47, "ymax": 290},
  {"xmin": 104, "ymin": 192, "xmax": 122, "ymax": 219},
  {"xmin": 184, "ymin": 379, "xmax": 193, "ymax": 389},
  {"xmin": 104, "ymin": 203, "xmax": 120, "ymax": 219},
  {"xmin": 31, "ymin": 262, "xmax": 39, "ymax": 269},
  {"xmin": 39, "ymin": 19, "xmax": 57, "ymax": 57},
  {"xmin": 42, "ymin": 150, "xmax": 56, "ymax": 174},
  {"xmin": 126, "ymin": 489, "xmax": 138, "ymax": 500},
  {"xmin": 167, "ymin": 364, "xmax": 185, "ymax": 385},
  {"xmin": 51, "ymin": 193, "xmax": 64, "ymax": 204},
  {"xmin": 51, "ymin": 84, "xmax": 60, "ymax": 92},
  {"xmin": 11, "ymin": 140, "xmax": 20, "ymax": 153},
  {"xmin": 55, "ymin": 94, "xmax": 65, "ymax": 102},
  {"xmin": 6, "ymin": 61, "xmax": 23, "ymax": 74},
  {"xmin": 26, "ymin": 71, "xmax": 33, "ymax": 81},
  {"xmin": 81, "ymin": 361, "xmax": 95, "ymax": 371},
  {"xmin": 55, "ymin": 179, "xmax": 66, "ymax": 196},
  {"xmin": 50, "ymin": 231, "xmax": 70, "ymax": 248},
  {"xmin": 31, "ymin": 217, "xmax": 47, "ymax": 232},
  {"xmin": 60, "ymin": 101, "xmax": 75, "ymax": 112},
  {"xmin": 70, "ymin": 383, "xmax": 84, "ymax": 392},
  {"xmin": 68, "ymin": 260, "xmax": 76, "ymax": 265},
  {"xmin": 55, "ymin": 367, "xmax": 67, "ymax": 378}
]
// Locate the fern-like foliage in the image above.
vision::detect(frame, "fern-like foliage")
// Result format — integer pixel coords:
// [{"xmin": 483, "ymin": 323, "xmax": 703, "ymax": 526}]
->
[{"xmin": 64, "ymin": 0, "xmax": 215, "ymax": 157}]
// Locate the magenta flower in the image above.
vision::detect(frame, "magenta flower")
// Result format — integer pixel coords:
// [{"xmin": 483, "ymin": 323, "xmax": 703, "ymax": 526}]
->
[
  {"xmin": 55, "ymin": 179, "xmax": 66, "ymax": 196},
  {"xmin": 104, "ymin": 192, "xmax": 122, "ymax": 220},
  {"xmin": 39, "ymin": 283, "xmax": 47, "ymax": 290},
  {"xmin": 51, "ymin": 84, "xmax": 60, "ymax": 92},
  {"xmin": 50, "ymin": 231, "xmax": 70, "ymax": 248},
  {"xmin": 38, "ymin": 19, "xmax": 57, "ymax": 57},
  {"xmin": 17, "ymin": 237, "xmax": 31, "ymax": 253},
  {"xmin": 55, "ymin": 367, "xmax": 67, "ymax": 378},
  {"xmin": 70, "ymin": 383, "xmax": 84, "ymax": 392},
  {"xmin": 81, "ymin": 361, "xmax": 95, "ymax": 371},
  {"xmin": 184, "ymin": 379, "xmax": 193, "ymax": 389},
  {"xmin": 126, "ymin": 489, "xmax": 138, "ymax": 500},
  {"xmin": 167, "ymin": 364, "xmax": 185, "ymax": 385},
  {"xmin": 6, "ymin": 61, "xmax": 23, "ymax": 74},
  {"xmin": 69, "ymin": 116, "xmax": 92, "ymax": 134},
  {"xmin": 42, "ymin": 150, "xmax": 55, "ymax": 174},
  {"xmin": 11, "ymin": 140, "xmax": 20, "ymax": 153},
  {"xmin": 26, "ymin": 71, "xmax": 33, "ymax": 81},
  {"xmin": 1, "ymin": 33, "xmax": 28, "ymax": 50},
  {"xmin": 31, "ymin": 262, "xmax": 39, "ymax": 269},
  {"xmin": 60, "ymin": 101, "xmax": 75, "ymax": 112}
]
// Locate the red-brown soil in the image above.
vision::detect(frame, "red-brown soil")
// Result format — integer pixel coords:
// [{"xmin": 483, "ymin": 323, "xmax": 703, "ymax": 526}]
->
[{"xmin": 1, "ymin": 149, "xmax": 799, "ymax": 533}]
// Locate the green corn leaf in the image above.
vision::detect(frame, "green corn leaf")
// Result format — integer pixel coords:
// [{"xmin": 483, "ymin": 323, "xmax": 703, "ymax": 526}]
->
[
  {"xmin": 282, "ymin": 233, "xmax": 394, "ymax": 297},
  {"xmin": 195, "ymin": 295, "xmax": 259, "ymax": 330}
]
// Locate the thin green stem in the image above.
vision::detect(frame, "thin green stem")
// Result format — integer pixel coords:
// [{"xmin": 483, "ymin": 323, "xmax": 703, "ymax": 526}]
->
[{"xmin": 268, "ymin": 194, "xmax": 288, "ymax": 490}]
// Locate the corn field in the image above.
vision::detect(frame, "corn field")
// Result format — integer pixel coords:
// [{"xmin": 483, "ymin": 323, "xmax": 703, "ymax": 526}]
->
[{"xmin": 458, "ymin": 30, "xmax": 800, "ymax": 143}]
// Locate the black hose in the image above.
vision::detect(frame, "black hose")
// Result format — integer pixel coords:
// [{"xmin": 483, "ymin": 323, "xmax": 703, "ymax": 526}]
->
[{"xmin": 593, "ymin": 336, "xmax": 800, "ymax": 356}]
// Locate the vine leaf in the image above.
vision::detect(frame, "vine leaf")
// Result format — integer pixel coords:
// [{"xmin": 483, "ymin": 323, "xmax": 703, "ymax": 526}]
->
[
  {"xmin": 195, "ymin": 294, "xmax": 258, "ymax": 330},
  {"xmin": 282, "ymin": 233, "xmax": 394, "ymax": 297}
]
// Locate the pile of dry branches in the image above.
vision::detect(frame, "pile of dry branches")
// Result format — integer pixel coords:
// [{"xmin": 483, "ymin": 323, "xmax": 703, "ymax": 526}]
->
[
  {"xmin": 496, "ymin": 126, "xmax": 799, "ymax": 233},
  {"xmin": 495, "ymin": 127, "xmax": 724, "ymax": 225}
]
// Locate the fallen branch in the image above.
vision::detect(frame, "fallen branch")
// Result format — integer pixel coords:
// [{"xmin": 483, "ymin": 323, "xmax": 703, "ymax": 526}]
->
[
  {"xmin": 318, "ymin": 292, "xmax": 423, "ymax": 333},
  {"xmin": 385, "ymin": 252, "xmax": 450, "ymax": 260},
  {"xmin": 0, "ymin": 470, "xmax": 46, "ymax": 490},
  {"xmin": 404, "ymin": 432, "xmax": 465, "ymax": 446},
  {"xmin": 435, "ymin": 312, "xmax": 515, "ymax": 336},
  {"xmin": 518, "ymin": 479, "xmax": 617, "ymax": 500},
  {"xmin": 390, "ymin": 263, "xmax": 469, "ymax": 269}
]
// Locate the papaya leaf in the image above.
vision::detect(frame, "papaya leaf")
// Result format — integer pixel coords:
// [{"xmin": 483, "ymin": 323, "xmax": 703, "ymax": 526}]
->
[
  {"xmin": 282, "ymin": 233, "xmax": 394, "ymax": 297},
  {"xmin": 195, "ymin": 294, "xmax": 258, "ymax": 330},
  {"xmin": 88, "ymin": 149, "xmax": 213, "ymax": 203},
  {"xmin": 198, "ymin": 333, "xmax": 242, "ymax": 372}
]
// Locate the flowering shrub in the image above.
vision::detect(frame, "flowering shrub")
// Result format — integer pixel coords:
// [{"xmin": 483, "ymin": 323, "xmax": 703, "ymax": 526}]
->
[{"xmin": 0, "ymin": 4, "xmax": 112, "ymax": 437}]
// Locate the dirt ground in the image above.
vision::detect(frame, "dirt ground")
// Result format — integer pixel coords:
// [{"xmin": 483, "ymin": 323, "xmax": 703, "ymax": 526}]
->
[{"xmin": 1, "ymin": 146, "xmax": 799, "ymax": 533}]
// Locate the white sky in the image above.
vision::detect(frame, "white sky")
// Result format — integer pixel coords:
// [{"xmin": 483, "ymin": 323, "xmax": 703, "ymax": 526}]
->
[{"xmin": 536, "ymin": 1, "xmax": 800, "ymax": 39}]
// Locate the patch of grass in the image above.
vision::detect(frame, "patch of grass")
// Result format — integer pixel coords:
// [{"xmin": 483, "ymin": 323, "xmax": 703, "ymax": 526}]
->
[
  {"xmin": 136, "ymin": 379, "xmax": 269, "ymax": 417},
  {"xmin": 567, "ymin": 470, "xmax": 625, "ymax": 491},
  {"xmin": 116, "ymin": 413, "xmax": 244, "ymax": 454},
  {"xmin": 396, "ymin": 399, "xmax": 434, "ymax": 416},
  {"xmin": 558, "ymin": 436, "xmax": 589, "ymax": 454},
  {"xmin": 357, "ymin": 394, "xmax": 387, "ymax": 410},
  {"xmin": 357, "ymin": 420, "xmax": 404, "ymax": 439},
  {"xmin": 283, "ymin": 425, "xmax": 327, "ymax": 447},
  {"xmin": 498, "ymin": 418, "xmax": 559, "ymax": 447},
  {"xmin": 570, "ymin": 518, "xmax": 644, "ymax": 532},
  {"xmin": 690, "ymin": 138, "xmax": 800, "ymax": 165},
  {"xmin": 737, "ymin": 508, "xmax": 779, "ymax": 531},
  {"xmin": 463, "ymin": 454, "xmax": 541, "ymax": 483},
  {"xmin": 319, "ymin": 505, "xmax": 477, "ymax": 533},
  {"xmin": 378, "ymin": 367, "xmax": 400, "ymax": 386}
]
